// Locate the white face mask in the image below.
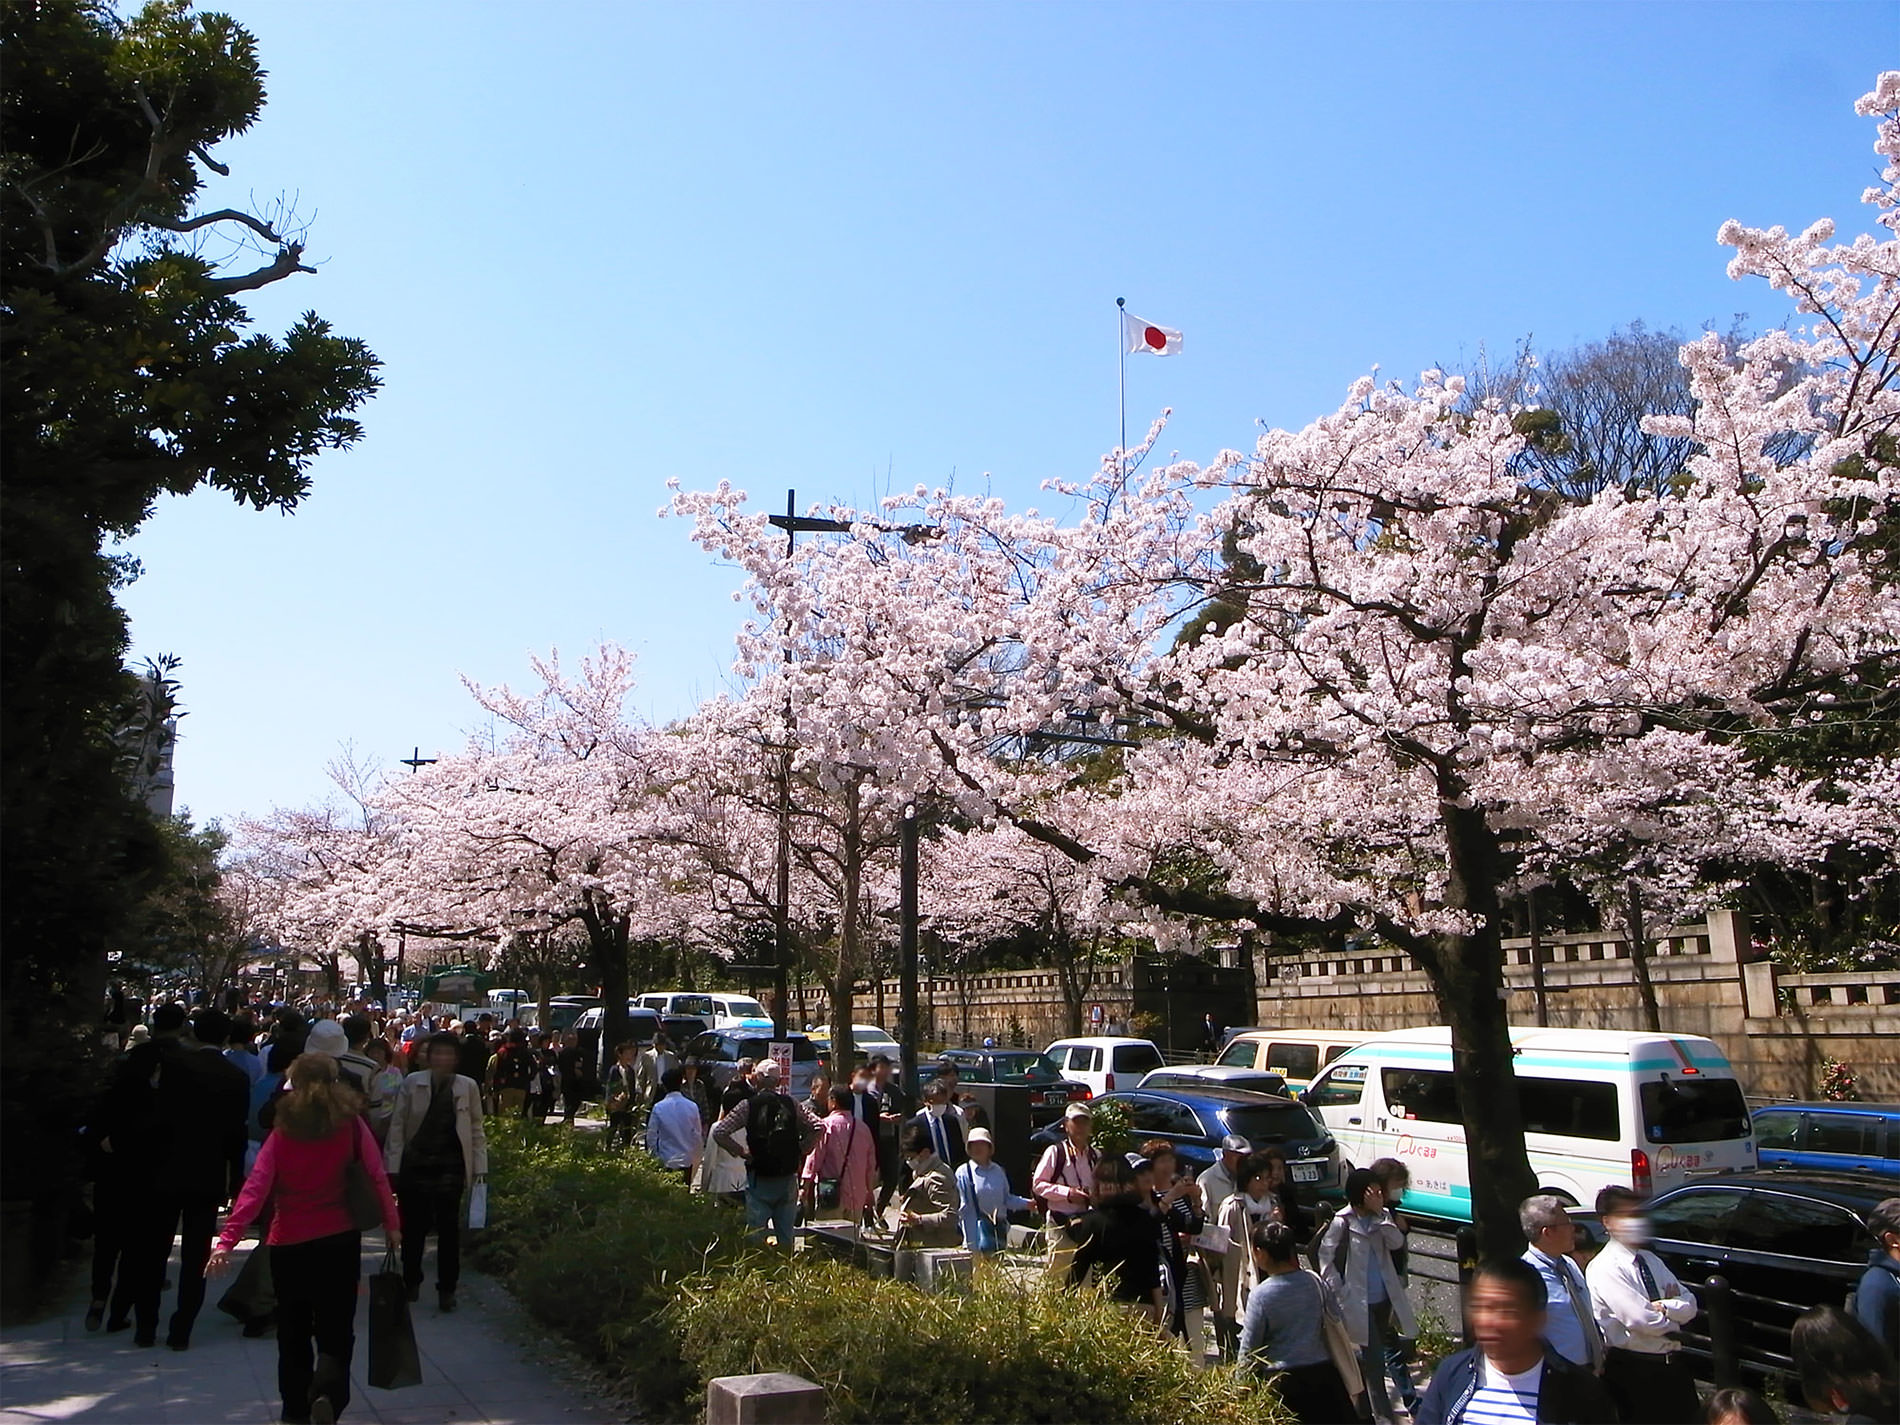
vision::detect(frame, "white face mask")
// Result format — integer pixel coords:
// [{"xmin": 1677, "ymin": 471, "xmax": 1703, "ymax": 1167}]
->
[{"xmin": 1608, "ymin": 1215, "xmax": 1652, "ymax": 1248}]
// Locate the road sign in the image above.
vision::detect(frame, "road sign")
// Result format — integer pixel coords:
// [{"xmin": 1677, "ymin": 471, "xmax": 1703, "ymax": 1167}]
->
[
  {"xmin": 769, "ymin": 1041, "xmax": 794, "ymax": 1086},
  {"xmin": 1090, "ymin": 1003, "xmax": 1105, "ymax": 1026}
]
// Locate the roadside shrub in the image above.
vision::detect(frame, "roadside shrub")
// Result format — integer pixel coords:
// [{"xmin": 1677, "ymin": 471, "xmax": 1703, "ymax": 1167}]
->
[{"xmin": 670, "ymin": 1258, "xmax": 1285, "ymax": 1425}]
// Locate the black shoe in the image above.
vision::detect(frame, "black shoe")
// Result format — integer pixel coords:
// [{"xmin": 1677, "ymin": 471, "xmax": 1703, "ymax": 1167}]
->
[
  {"xmin": 84, "ymin": 1301, "xmax": 105, "ymax": 1331},
  {"xmin": 280, "ymin": 1415, "xmax": 311, "ymax": 1425},
  {"xmin": 132, "ymin": 1332, "xmax": 156, "ymax": 1348},
  {"xmin": 166, "ymin": 1332, "xmax": 189, "ymax": 1351},
  {"xmin": 309, "ymin": 1397, "xmax": 335, "ymax": 1425},
  {"xmin": 104, "ymin": 1315, "xmax": 130, "ymax": 1333},
  {"xmin": 242, "ymin": 1314, "xmax": 273, "ymax": 1338},
  {"xmin": 404, "ymin": 1282, "xmax": 420, "ymax": 1303},
  {"xmin": 438, "ymin": 1289, "xmax": 456, "ymax": 1313}
]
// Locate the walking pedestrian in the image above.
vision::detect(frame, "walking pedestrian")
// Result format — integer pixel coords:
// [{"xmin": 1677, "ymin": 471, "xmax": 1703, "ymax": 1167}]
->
[
  {"xmin": 1368, "ymin": 1156, "xmax": 1421, "ymax": 1414},
  {"xmin": 1144, "ymin": 1139, "xmax": 1211, "ymax": 1363},
  {"xmin": 802, "ymin": 1085, "xmax": 879, "ymax": 1232},
  {"xmin": 555, "ymin": 1030, "xmax": 587, "ymax": 1125},
  {"xmin": 383, "ymin": 1031, "xmax": 487, "ymax": 1313},
  {"xmin": 1236, "ymin": 1221, "xmax": 1361, "ymax": 1423},
  {"xmin": 1214, "ymin": 1151, "xmax": 1284, "ymax": 1359},
  {"xmin": 1414, "ymin": 1257, "xmax": 1618, "ymax": 1425},
  {"xmin": 1033, "ymin": 1101, "xmax": 1099, "ymax": 1268},
  {"xmin": 1520, "ymin": 1194, "xmax": 1606, "ymax": 1373},
  {"xmin": 1066, "ymin": 1152, "xmax": 1164, "ymax": 1325},
  {"xmin": 1318, "ymin": 1167, "xmax": 1416, "ymax": 1425},
  {"xmin": 1586, "ymin": 1184, "xmax": 1700, "ymax": 1425},
  {"xmin": 956, "ymin": 1127, "xmax": 1031, "ymax": 1256},
  {"xmin": 711, "ymin": 1061, "xmax": 819, "ymax": 1251},
  {"xmin": 97, "ymin": 1003, "xmax": 249, "ymax": 1349},
  {"xmin": 208, "ymin": 1053, "xmax": 400, "ymax": 1425},
  {"xmin": 487, "ymin": 1028, "xmax": 535, "ymax": 1118},
  {"xmin": 866, "ymin": 1054, "xmax": 909, "ymax": 1220},
  {"xmin": 603, "ymin": 1041, "xmax": 640, "ymax": 1152}
]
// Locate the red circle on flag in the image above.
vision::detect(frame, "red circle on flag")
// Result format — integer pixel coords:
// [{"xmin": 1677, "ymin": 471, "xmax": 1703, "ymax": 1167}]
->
[{"xmin": 1144, "ymin": 326, "xmax": 1167, "ymax": 350}]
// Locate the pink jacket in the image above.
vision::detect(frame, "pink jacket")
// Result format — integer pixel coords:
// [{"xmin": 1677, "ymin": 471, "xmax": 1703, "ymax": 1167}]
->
[
  {"xmin": 218, "ymin": 1115, "xmax": 399, "ymax": 1251},
  {"xmin": 800, "ymin": 1109, "xmax": 879, "ymax": 1214}
]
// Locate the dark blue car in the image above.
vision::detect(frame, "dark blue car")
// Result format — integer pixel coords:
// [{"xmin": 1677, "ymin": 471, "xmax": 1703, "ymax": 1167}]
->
[
  {"xmin": 1031, "ymin": 1085, "xmax": 1343, "ymax": 1195},
  {"xmin": 1752, "ymin": 1101, "xmax": 1900, "ymax": 1178}
]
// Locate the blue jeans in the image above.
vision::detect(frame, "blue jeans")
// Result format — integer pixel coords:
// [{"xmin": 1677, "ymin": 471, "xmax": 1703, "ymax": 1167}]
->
[
  {"xmin": 1359, "ymin": 1297, "xmax": 1396, "ymax": 1422},
  {"xmin": 745, "ymin": 1172, "xmax": 798, "ymax": 1251}
]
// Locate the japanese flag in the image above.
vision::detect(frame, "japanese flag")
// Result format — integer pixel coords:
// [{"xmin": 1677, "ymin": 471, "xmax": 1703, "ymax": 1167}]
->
[{"xmin": 1123, "ymin": 311, "xmax": 1183, "ymax": 356}]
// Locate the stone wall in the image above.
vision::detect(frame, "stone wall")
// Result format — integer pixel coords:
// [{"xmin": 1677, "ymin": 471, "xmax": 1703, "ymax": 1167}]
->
[{"xmin": 1252, "ymin": 910, "xmax": 1900, "ymax": 1101}]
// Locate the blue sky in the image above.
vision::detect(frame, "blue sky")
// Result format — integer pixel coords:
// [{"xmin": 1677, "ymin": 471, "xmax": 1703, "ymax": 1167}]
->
[{"xmin": 117, "ymin": 0, "xmax": 1892, "ymax": 828}]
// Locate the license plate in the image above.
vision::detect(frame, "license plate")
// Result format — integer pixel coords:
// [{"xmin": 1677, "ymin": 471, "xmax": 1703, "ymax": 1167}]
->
[{"xmin": 1291, "ymin": 1162, "xmax": 1321, "ymax": 1183}]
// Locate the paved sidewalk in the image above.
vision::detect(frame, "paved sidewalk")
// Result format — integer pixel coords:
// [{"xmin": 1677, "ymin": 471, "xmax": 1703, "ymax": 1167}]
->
[{"xmin": 0, "ymin": 1239, "xmax": 624, "ymax": 1425}]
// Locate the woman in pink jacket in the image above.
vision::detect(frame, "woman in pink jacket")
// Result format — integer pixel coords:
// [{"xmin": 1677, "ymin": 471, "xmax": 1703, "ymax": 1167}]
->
[
  {"xmin": 209, "ymin": 1053, "xmax": 400, "ymax": 1425},
  {"xmin": 800, "ymin": 1085, "xmax": 879, "ymax": 1234}
]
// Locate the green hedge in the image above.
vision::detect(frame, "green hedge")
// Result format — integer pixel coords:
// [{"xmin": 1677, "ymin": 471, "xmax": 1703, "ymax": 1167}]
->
[{"xmin": 479, "ymin": 1129, "xmax": 1287, "ymax": 1424}]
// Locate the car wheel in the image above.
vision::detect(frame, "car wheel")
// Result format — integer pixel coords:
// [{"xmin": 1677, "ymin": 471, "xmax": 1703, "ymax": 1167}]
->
[{"xmin": 1537, "ymin": 1188, "xmax": 1578, "ymax": 1207}]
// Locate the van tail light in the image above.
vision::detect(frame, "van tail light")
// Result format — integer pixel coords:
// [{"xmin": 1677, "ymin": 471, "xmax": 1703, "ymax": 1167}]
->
[
  {"xmin": 1068, "ymin": 1085, "xmax": 1091, "ymax": 1101},
  {"xmin": 1631, "ymin": 1148, "xmax": 1653, "ymax": 1197},
  {"xmin": 1104, "ymin": 1072, "xmax": 1115, "ymax": 1092}
]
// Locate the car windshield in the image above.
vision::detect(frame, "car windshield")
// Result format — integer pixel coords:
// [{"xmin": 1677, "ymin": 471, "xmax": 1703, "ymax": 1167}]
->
[
  {"xmin": 737, "ymin": 1036, "xmax": 818, "ymax": 1062},
  {"xmin": 668, "ymin": 995, "xmax": 715, "ymax": 1016},
  {"xmin": 988, "ymin": 1052, "xmax": 1063, "ymax": 1083},
  {"xmin": 1221, "ymin": 1102, "xmax": 1324, "ymax": 1145},
  {"xmin": 721, "ymin": 998, "xmax": 768, "ymax": 1018},
  {"xmin": 1641, "ymin": 1077, "xmax": 1749, "ymax": 1144}
]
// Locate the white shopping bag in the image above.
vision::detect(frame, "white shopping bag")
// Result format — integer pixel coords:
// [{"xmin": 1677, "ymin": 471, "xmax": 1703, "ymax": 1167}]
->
[{"xmin": 466, "ymin": 1181, "xmax": 488, "ymax": 1230}]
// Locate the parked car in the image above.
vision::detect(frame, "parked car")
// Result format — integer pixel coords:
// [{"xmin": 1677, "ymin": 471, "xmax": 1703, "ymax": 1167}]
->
[
  {"xmin": 515, "ymin": 995, "xmax": 601, "ymax": 1034},
  {"xmin": 574, "ymin": 1004, "xmax": 663, "ymax": 1080},
  {"xmin": 1215, "ymin": 1028, "xmax": 1366, "ymax": 1092},
  {"xmin": 807, "ymin": 1023, "xmax": 902, "ymax": 1073},
  {"xmin": 1566, "ymin": 1170, "xmax": 1888, "ymax": 1390},
  {"xmin": 932, "ymin": 1048, "xmax": 1091, "ymax": 1130},
  {"xmin": 1033, "ymin": 1086, "xmax": 1342, "ymax": 1192},
  {"xmin": 1752, "ymin": 1101, "xmax": 1900, "ymax": 1177},
  {"xmin": 1045, "ymin": 1037, "xmax": 1165, "ymax": 1096},
  {"xmin": 684, "ymin": 1029, "xmax": 821, "ymax": 1101},
  {"xmin": 1139, "ymin": 1064, "xmax": 1289, "ymax": 1097},
  {"xmin": 633, "ymin": 991, "xmax": 720, "ymax": 1036},
  {"xmin": 1303, "ymin": 1026, "xmax": 1757, "ymax": 1222},
  {"xmin": 708, "ymin": 993, "xmax": 773, "ymax": 1028}
]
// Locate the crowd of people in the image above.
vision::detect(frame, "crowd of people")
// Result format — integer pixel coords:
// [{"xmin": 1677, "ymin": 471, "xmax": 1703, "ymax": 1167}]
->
[{"xmin": 84, "ymin": 984, "xmax": 1900, "ymax": 1425}]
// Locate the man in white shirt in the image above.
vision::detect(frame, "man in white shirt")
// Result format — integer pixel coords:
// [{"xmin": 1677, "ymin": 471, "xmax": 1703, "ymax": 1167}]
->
[
  {"xmin": 645, "ymin": 1068, "xmax": 704, "ymax": 1184},
  {"xmin": 1518, "ymin": 1194, "xmax": 1606, "ymax": 1373},
  {"xmin": 1032, "ymin": 1103, "xmax": 1098, "ymax": 1263},
  {"xmin": 1584, "ymin": 1185, "xmax": 1699, "ymax": 1425},
  {"xmin": 1414, "ymin": 1257, "xmax": 1617, "ymax": 1425},
  {"xmin": 1196, "ymin": 1134, "xmax": 1251, "ymax": 1221}
]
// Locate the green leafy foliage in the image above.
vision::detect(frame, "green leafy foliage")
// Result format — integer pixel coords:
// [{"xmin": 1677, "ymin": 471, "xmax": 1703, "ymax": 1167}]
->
[
  {"xmin": 671, "ymin": 1259, "xmax": 1281, "ymax": 1425},
  {"xmin": 482, "ymin": 1129, "xmax": 1286, "ymax": 1424}
]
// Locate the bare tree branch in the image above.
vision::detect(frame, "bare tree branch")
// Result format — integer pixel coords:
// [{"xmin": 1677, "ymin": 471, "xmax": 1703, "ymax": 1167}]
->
[{"xmin": 202, "ymin": 243, "xmax": 314, "ymax": 296}]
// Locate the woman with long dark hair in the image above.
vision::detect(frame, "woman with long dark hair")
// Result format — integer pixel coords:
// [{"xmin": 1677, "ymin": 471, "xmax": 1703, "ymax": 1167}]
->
[
  {"xmin": 209, "ymin": 1053, "xmax": 399, "ymax": 1425},
  {"xmin": 1791, "ymin": 1304, "xmax": 1897, "ymax": 1423}
]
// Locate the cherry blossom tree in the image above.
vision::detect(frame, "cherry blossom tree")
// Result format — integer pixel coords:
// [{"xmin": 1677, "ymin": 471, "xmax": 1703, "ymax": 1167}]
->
[{"xmin": 674, "ymin": 75, "xmax": 1900, "ymax": 1254}]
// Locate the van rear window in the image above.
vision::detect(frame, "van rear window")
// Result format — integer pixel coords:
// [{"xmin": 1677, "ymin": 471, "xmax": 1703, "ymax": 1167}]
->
[{"xmin": 1641, "ymin": 1078, "xmax": 1749, "ymax": 1144}]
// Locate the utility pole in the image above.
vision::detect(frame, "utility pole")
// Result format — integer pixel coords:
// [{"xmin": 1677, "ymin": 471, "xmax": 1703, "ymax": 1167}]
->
[{"xmin": 899, "ymin": 801, "xmax": 920, "ymax": 1095}]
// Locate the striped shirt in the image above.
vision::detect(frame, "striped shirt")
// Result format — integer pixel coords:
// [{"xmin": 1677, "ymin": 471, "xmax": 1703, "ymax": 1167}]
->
[{"xmin": 1463, "ymin": 1359, "xmax": 1540, "ymax": 1425}]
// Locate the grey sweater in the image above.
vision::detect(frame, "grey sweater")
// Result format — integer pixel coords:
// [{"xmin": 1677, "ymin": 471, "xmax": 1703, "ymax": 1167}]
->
[{"xmin": 1238, "ymin": 1270, "xmax": 1332, "ymax": 1372}]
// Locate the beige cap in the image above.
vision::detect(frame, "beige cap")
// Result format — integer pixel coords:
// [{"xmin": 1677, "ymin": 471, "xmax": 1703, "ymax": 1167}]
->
[{"xmin": 966, "ymin": 1128, "xmax": 994, "ymax": 1147}]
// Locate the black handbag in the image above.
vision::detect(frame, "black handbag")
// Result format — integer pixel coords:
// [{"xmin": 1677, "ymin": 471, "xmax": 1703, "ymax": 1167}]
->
[
  {"xmin": 816, "ymin": 1119, "xmax": 857, "ymax": 1210},
  {"xmin": 344, "ymin": 1117, "xmax": 383, "ymax": 1232},
  {"xmin": 216, "ymin": 1241, "xmax": 275, "ymax": 1323},
  {"xmin": 367, "ymin": 1248, "xmax": 423, "ymax": 1389}
]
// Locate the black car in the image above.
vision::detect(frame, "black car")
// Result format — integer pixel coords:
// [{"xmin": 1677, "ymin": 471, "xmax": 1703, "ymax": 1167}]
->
[
  {"xmin": 1567, "ymin": 1170, "xmax": 1885, "ymax": 1389},
  {"xmin": 929, "ymin": 1048, "xmax": 1091, "ymax": 1130},
  {"xmin": 1030, "ymin": 1086, "xmax": 1342, "ymax": 1192}
]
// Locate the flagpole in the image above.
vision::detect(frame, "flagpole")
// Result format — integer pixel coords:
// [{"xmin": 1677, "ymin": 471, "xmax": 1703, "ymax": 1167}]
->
[{"xmin": 1116, "ymin": 296, "xmax": 1126, "ymax": 477}]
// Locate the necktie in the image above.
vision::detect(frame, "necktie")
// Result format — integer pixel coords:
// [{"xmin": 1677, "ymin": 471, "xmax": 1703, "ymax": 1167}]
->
[
  {"xmin": 1560, "ymin": 1255, "xmax": 1606, "ymax": 1370},
  {"xmin": 932, "ymin": 1113, "xmax": 948, "ymax": 1161},
  {"xmin": 1634, "ymin": 1250, "xmax": 1662, "ymax": 1301}
]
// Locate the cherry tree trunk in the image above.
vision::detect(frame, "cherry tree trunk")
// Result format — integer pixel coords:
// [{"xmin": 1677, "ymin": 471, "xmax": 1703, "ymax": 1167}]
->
[
  {"xmin": 1624, "ymin": 879, "xmax": 1662, "ymax": 1033},
  {"xmin": 831, "ymin": 781, "xmax": 862, "ymax": 1081},
  {"xmin": 1428, "ymin": 801, "xmax": 1539, "ymax": 1262}
]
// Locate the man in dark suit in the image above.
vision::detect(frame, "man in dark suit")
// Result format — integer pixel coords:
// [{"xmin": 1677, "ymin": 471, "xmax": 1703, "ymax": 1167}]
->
[
  {"xmin": 908, "ymin": 1077, "xmax": 967, "ymax": 1170},
  {"xmin": 100, "ymin": 1003, "xmax": 249, "ymax": 1349},
  {"xmin": 866, "ymin": 1055, "xmax": 910, "ymax": 1219}
]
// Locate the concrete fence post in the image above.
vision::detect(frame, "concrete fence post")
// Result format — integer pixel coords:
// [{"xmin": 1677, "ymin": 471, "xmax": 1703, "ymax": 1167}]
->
[
  {"xmin": 1741, "ymin": 960, "xmax": 1779, "ymax": 1021},
  {"xmin": 705, "ymin": 1374, "xmax": 827, "ymax": 1425}
]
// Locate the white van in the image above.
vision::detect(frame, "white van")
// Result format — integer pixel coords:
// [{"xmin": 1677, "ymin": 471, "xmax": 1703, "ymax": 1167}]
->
[
  {"xmin": 1215, "ymin": 1029, "xmax": 1366, "ymax": 1093},
  {"xmin": 1302, "ymin": 1026, "xmax": 1757, "ymax": 1221},
  {"xmin": 632, "ymin": 991, "xmax": 719, "ymax": 1035},
  {"xmin": 707, "ymin": 993, "xmax": 772, "ymax": 1029},
  {"xmin": 1045, "ymin": 1037, "xmax": 1165, "ymax": 1097}
]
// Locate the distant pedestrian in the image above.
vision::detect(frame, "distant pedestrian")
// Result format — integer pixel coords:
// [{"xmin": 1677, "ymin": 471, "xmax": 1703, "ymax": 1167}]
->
[
  {"xmin": 1853, "ymin": 1195, "xmax": 1900, "ymax": 1360},
  {"xmin": 1586, "ymin": 1184, "xmax": 1699, "ymax": 1425},
  {"xmin": 646, "ymin": 1069, "xmax": 704, "ymax": 1184},
  {"xmin": 361, "ymin": 1039, "xmax": 402, "ymax": 1145},
  {"xmin": 487, "ymin": 1028, "xmax": 535, "ymax": 1117},
  {"xmin": 1033, "ymin": 1101, "xmax": 1099, "ymax": 1260},
  {"xmin": 1414, "ymin": 1256, "xmax": 1617, "ymax": 1425},
  {"xmin": 1202, "ymin": 1013, "xmax": 1221, "ymax": 1053},
  {"xmin": 1144, "ymin": 1139, "xmax": 1210, "ymax": 1362},
  {"xmin": 1368, "ymin": 1156, "xmax": 1421, "ymax": 1413},
  {"xmin": 555, "ymin": 1030, "xmax": 587, "ymax": 1125},
  {"xmin": 866, "ymin": 1054, "xmax": 909, "ymax": 1219},
  {"xmin": 1197, "ymin": 1134, "xmax": 1251, "ymax": 1223},
  {"xmin": 909, "ymin": 1077, "xmax": 966, "ymax": 1168},
  {"xmin": 384, "ymin": 1032, "xmax": 487, "ymax": 1313},
  {"xmin": 603, "ymin": 1041, "xmax": 640, "ymax": 1152},
  {"xmin": 802, "ymin": 1085, "xmax": 880, "ymax": 1233},
  {"xmin": 956, "ymin": 1127, "xmax": 1031, "ymax": 1256},
  {"xmin": 208, "ymin": 1053, "xmax": 400, "ymax": 1425},
  {"xmin": 712, "ymin": 1061, "xmax": 819, "ymax": 1251},
  {"xmin": 634, "ymin": 1034, "xmax": 678, "ymax": 1121}
]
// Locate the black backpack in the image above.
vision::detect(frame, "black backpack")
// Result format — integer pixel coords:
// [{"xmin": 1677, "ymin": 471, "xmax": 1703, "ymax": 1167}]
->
[{"xmin": 747, "ymin": 1091, "xmax": 803, "ymax": 1177}]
